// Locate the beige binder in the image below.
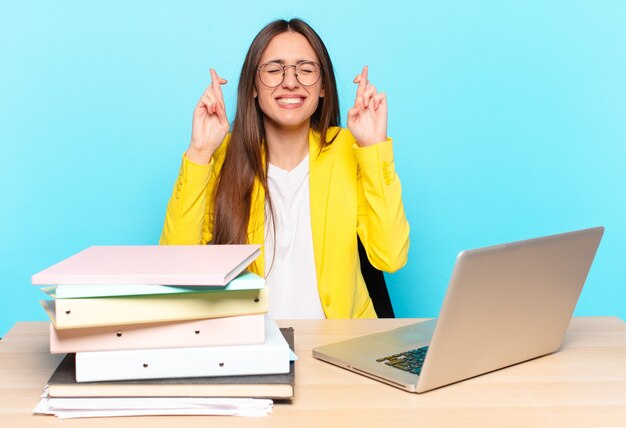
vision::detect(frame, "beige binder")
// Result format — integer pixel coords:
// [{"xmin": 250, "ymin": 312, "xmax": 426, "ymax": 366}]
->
[{"xmin": 41, "ymin": 288, "xmax": 268, "ymax": 329}]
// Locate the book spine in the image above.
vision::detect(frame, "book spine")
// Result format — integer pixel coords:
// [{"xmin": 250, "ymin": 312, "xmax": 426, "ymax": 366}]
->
[
  {"xmin": 75, "ymin": 322, "xmax": 289, "ymax": 382},
  {"xmin": 49, "ymin": 314, "xmax": 266, "ymax": 353},
  {"xmin": 47, "ymin": 288, "xmax": 268, "ymax": 329}
]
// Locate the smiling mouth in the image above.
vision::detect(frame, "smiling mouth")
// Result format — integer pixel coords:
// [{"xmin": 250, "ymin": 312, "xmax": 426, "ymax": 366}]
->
[{"xmin": 276, "ymin": 97, "xmax": 305, "ymax": 105}]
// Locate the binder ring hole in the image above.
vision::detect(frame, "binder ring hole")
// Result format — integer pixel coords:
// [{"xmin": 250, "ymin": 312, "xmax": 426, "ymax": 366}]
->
[
  {"xmin": 254, "ymin": 298, "xmax": 259, "ymax": 303},
  {"xmin": 65, "ymin": 310, "xmax": 71, "ymax": 315},
  {"xmin": 116, "ymin": 332, "xmax": 122, "ymax": 337},
  {"xmin": 219, "ymin": 362, "xmax": 224, "ymax": 367},
  {"xmin": 143, "ymin": 363, "xmax": 149, "ymax": 368},
  {"xmin": 195, "ymin": 330, "xmax": 200, "ymax": 334}
]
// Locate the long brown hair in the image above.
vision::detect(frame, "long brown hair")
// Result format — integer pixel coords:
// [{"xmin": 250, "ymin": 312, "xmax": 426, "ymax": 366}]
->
[{"xmin": 211, "ymin": 18, "xmax": 340, "ymax": 245}]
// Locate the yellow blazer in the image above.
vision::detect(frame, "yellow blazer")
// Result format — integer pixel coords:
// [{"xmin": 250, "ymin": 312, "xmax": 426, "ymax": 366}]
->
[{"xmin": 160, "ymin": 127, "xmax": 410, "ymax": 318}]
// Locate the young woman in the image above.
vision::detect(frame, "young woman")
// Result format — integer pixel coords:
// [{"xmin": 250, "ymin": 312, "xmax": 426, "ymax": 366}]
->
[{"xmin": 160, "ymin": 18, "xmax": 409, "ymax": 319}]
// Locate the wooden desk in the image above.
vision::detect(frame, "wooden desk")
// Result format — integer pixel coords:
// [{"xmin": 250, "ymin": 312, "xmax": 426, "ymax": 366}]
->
[{"xmin": 1, "ymin": 317, "xmax": 625, "ymax": 427}]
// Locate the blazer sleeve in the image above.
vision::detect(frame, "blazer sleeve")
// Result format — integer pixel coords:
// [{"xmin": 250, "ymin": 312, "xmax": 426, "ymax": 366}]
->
[
  {"xmin": 354, "ymin": 138, "xmax": 410, "ymax": 272},
  {"xmin": 159, "ymin": 154, "xmax": 216, "ymax": 245}
]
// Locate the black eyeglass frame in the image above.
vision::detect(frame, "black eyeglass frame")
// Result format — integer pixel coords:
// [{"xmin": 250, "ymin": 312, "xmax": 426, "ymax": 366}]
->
[{"xmin": 256, "ymin": 61, "xmax": 323, "ymax": 88}]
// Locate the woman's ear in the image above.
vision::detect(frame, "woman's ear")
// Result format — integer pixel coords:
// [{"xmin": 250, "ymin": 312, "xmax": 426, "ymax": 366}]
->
[
  {"xmin": 253, "ymin": 87, "xmax": 258, "ymax": 98},
  {"xmin": 320, "ymin": 85, "xmax": 324, "ymax": 98}
]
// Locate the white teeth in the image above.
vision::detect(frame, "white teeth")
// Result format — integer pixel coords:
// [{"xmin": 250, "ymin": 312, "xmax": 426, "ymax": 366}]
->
[{"xmin": 277, "ymin": 97, "xmax": 304, "ymax": 105}]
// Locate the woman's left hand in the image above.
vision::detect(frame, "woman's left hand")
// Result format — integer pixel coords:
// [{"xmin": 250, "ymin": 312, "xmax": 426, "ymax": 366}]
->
[{"xmin": 347, "ymin": 66, "xmax": 387, "ymax": 147}]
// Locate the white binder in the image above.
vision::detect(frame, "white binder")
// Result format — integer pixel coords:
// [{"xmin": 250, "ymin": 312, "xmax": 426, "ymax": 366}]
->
[{"xmin": 75, "ymin": 320, "xmax": 290, "ymax": 382}]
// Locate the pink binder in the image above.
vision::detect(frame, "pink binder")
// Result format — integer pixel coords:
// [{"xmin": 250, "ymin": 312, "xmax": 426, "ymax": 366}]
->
[
  {"xmin": 49, "ymin": 314, "xmax": 266, "ymax": 353},
  {"xmin": 32, "ymin": 245, "xmax": 260, "ymax": 286}
]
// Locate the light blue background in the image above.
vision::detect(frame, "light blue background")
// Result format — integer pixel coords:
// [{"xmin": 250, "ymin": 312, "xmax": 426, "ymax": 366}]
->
[{"xmin": 1, "ymin": 1, "xmax": 624, "ymax": 336}]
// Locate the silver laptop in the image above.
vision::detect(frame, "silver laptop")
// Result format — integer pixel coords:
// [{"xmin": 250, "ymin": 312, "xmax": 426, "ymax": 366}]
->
[{"xmin": 313, "ymin": 226, "xmax": 604, "ymax": 393}]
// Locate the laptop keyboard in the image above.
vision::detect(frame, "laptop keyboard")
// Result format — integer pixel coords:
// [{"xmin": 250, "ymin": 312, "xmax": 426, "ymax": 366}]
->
[{"xmin": 376, "ymin": 346, "xmax": 429, "ymax": 375}]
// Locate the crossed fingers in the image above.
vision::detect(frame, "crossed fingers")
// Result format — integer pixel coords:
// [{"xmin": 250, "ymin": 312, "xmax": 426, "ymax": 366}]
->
[
  {"xmin": 353, "ymin": 65, "xmax": 385, "ymax": 111},
  {"xmin": 200, "ymin": 68, "xmax": 228, "ymax": 121}
]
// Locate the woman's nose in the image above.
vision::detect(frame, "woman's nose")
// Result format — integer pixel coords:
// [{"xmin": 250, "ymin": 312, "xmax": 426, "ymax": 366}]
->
[{"xmin": 281, "ymin": 66, "xmax": 300, "ymax": 89}]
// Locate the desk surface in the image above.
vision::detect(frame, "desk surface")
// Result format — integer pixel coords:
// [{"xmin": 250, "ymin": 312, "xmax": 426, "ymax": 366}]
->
[{"xmin": 1, "ymin": 317, "xmax": 625, "ymax": 427}]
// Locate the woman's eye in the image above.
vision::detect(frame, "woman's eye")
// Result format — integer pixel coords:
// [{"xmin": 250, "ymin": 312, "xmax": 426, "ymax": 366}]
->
[
  {"xmin": 264, "ymin": 66, "xmax": 282, "ymax": 74},
  {"xmin": 298, "ymin": 63, "xmax": 317, "ymax": 73}
]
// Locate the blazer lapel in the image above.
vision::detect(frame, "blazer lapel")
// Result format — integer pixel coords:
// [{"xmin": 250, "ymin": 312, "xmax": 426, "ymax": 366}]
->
[{"xmin": 308, "ymin": 128, "xmax": 334, "ymax": 278}]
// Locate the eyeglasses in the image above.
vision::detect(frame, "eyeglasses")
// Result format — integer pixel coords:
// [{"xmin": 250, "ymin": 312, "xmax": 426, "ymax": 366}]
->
[{"xmin": 256, "ymin": 61, "xmax": 322, "ymax": 88}]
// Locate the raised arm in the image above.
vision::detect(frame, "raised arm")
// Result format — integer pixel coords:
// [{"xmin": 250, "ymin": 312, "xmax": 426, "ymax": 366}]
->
[
  {"xmin": 349, "ymin": 66, "xmax": 409, "ymax": 271},
  {"xmin": 160, "ymin": 69, "xmax": 229, "ymax": 245}
]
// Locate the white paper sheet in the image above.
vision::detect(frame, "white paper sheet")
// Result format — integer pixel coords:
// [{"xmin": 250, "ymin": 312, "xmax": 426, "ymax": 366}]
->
[{"xmin": 34, "ymin": 396, "xmax": 273, "ymax": 419}]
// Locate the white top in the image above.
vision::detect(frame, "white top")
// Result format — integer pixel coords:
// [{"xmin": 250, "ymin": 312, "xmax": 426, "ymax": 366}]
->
[{"xmin": 264, "ymin": 154, "xmax": 325, "ymax": 319}]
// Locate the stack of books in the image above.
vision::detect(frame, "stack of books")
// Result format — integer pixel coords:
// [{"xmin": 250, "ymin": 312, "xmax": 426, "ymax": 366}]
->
[{"xmin": 31, "ymin": 245, "xmax": 295, "ymax": 417}]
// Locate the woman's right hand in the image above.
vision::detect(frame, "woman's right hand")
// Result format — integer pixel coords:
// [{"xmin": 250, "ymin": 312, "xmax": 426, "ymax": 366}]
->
[{"xmin": 186, "ymin": 68, "xmax": 229, "ymax": 164}]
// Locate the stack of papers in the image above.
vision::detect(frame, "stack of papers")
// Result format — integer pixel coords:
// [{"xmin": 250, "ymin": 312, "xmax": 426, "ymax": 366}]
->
[{"xmin": 35, "ymin": 392, "xmax": 273, "ymax": 419}]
